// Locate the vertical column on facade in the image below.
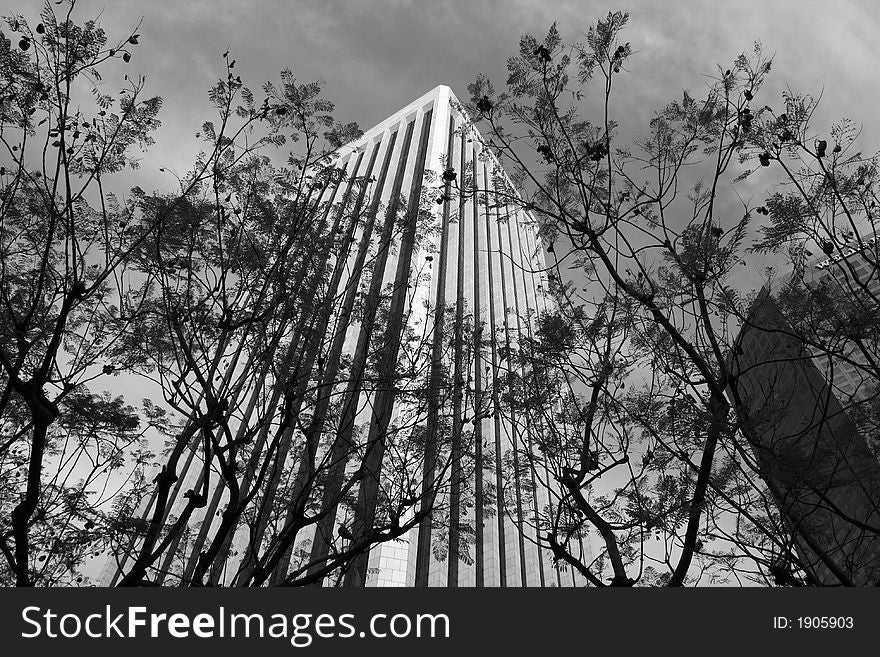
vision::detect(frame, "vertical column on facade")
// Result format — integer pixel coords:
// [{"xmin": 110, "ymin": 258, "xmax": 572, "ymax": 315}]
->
[
  {"xmin": 523, "ymin": 219, "xmax": 550, "ymax": 587},
  {"xmin": 575, "ymin": 535, "xmax": 592, "ymax": 586},
  {"xmin": 307, "ymin": 119, "xmax": 414, "ymax": 584},
  {"xmin": 492, "ymin": 183, "xmax": 526, "ymax": 587},
  {"xmin": 448, "ymin": 125, "xmax": 477, "ymax": 588},
  {"xmin": 481, "ymin": 160, "xmax": 513, "ymax": 587},
  {"xmin": 414, "ymin": 104, "xmax": 454, "ymax": 588},
  {"xmin": 392, "ymin": 97, "xmax": 448, "ymax": 585},
  {"xmin": 429, "ymin": 105, "xmax": 467, "ymax": 588},
  {"xmin": 467, "ymin": 151, "xmax": 495, "ymax": 586},
  {"xmin": 534, "ymin": 218, "xmax": 591, "ymax": 587},
  {"xmin": 344, "ymin": 107, "xmax": 435, "ymax": 587},
  {"xmin": 426, "ymin": 108, "xmax": 456, "ymax": 589},
  {"xmin": 461, "ymin": 138, "xmax": 480, "ymax": 588},
  {"xmin": 505, "ymin": 207, "xmax": 544, "ymax": 587},
  {"xmin": 521, "ymin": 219, "xmax": 567, "ymax": 586},
  {"xmin": 425, "ymin": 131, "xmax": 481, "ymax": 587},
  {"xmin": 530, "ymin": 214, "xmax": 561, "ymax": 584},
  {"xmin": 518, "ymin": 218, "xmax": 558, "ymax": 587}
]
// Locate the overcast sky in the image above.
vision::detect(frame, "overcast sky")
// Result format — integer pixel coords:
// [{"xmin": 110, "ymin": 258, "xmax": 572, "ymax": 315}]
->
[
  {"xmin": 7, "ymin": 1, "xmax": 876, "ymax": 579},
  {"xmin": 7, "ymin": 0, "xmax": 879, "ymax": 292},
  {"xmin": 22, "ymin": 0, "xmax": 877, "ymax": 188}
]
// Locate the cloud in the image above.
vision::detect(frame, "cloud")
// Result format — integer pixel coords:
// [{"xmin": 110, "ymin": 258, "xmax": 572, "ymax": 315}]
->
[{"xmin": 40, "ymin": 0, "xmax": 878, "ymax": 191}]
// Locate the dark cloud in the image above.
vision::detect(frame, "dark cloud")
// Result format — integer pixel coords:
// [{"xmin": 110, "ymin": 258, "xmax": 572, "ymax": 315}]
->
[{"xmin": 13, "ymin": 0, "xmax": 878, "ymax": 184}]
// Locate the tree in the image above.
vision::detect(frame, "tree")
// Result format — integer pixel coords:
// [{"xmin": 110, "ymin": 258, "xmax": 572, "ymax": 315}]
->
[
  {"xmin": 0, "ymin": 0, "xmax": 166, "ymax": 586},
  {"xmin": 1, "ymin": 1, "xmax": 469, "ymax": 588},
  {"xmin": 90, "ymin": 52, "xmax": 473, "ymax": 588},
  {"xmin": 461, "ymin": 11, "xmax": 880, "ymax": 586}
]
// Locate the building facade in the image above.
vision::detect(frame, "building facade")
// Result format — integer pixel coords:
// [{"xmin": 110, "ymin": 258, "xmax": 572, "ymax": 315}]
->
[
  {"xmin": 103, "ymin": 85, "xmax": 589, "ymax": 587},
  {"xmin": 730, "ymin": 252, "xmax": 880, "ymax": 584},
  {"xmin": 320, "ymin": 84, "xmax": 588, "ymax": 587}
]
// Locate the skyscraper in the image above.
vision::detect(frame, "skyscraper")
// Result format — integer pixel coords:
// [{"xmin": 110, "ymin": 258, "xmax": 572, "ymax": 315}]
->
[
  {"xmin": 730, "ymin": 260, "xmax": 880, "ymax": 585},
  {"xmin": 307, "ymin": 84, "xmax": 587, "ymax": 587},
  {"xmin": 103, "ymin": 85, "xmax": 588, "ymax": 587}
]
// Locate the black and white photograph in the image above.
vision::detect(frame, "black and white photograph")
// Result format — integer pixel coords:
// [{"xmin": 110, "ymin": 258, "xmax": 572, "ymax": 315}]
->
[{"xmin": 0, "ymin": 0, "xmax": 877, "ymax": 650}]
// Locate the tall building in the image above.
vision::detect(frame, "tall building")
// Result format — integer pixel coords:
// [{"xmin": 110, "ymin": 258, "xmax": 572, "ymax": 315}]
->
[
  {"xmin": 333, "ymin": 84, "xmax": 585, "ymax": 587},
  {"xmin": 729, "ymin": 254, "xmax": 880, "ymax": 585},
  {"xmin": 103, "ymin": 85, "xmax": 589, "ymax": 587}
]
